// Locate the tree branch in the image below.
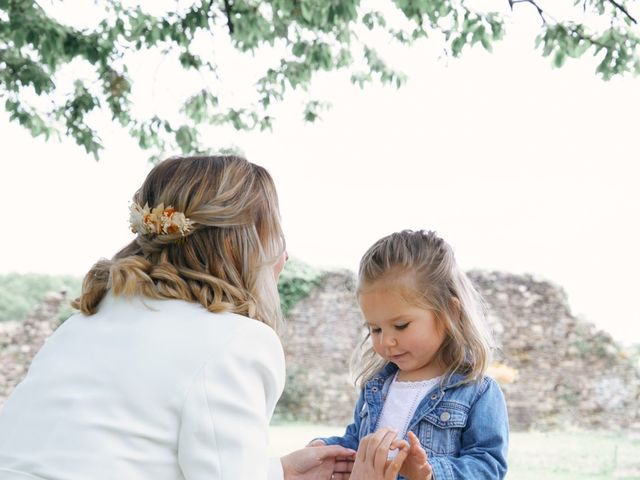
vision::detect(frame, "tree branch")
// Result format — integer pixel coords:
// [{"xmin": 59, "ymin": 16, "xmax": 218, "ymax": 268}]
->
[
  {"xmin": 223, "ymin": 0, "xmax": 234, "ymax": 35},
  {"xmin": 509, "ymin": 0, "xmax": 546, "ymax": 24},
  {"xmin": 567, "ymin": 26, "xmax": 610, "ymax": 50},
  {"xmin": 608, "ymin": 0, "xmax": 637, "ymax": 24}
]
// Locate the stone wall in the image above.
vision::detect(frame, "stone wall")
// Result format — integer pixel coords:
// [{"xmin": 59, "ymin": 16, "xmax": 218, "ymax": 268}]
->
[
  {"xmin": 470, "ymin": 270, "xmax": 640, "ymax": 431},
  {"xmin": 2, "ymin": 273, "xmax": 639, "ymax": 432},
  {"xmin": 276, "ymin": 271, "xmax": 362, "ymax": 423},
  {"xmin": 0, "ymin": 292, "xmax": 65, "ymax": 404},
  {"xmin": 280, "ymin": 270, "xmax": 640, "ymax": 431}
]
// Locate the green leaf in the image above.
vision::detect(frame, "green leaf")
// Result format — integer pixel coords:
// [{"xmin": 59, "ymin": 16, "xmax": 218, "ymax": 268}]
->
[
  {"xmin": 292, "ymin": 42, "xmax": 307, "ymax": 57},
  {"xmin": 481, "ymin": 34, "xmax": 492, "ymax": 52},
  {"xmin": 300, "ymin": 2, "xmax": 313, "ymax": 22},
  {"xmin": 451, "ymin": 36, "xmax": 466, "ymax": 57},
  {"xmin": 175, "ymin": 125, "xmax": 197, "ymax": 152}
]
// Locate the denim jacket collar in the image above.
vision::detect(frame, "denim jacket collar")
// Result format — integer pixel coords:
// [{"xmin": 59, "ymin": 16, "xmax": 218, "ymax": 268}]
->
[
  {"xmin": 363, "ymin": 363, "xmax": 469, "ymax": 434},
  {"xmin": 366, "ymin": 363, "xmax": 467, "ymax": 394}
]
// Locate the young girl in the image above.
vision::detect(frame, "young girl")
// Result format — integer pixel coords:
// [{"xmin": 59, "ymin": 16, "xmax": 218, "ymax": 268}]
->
[{"xmin": 312, "ymin": 230, "xmax": 509, "ymax": 480}]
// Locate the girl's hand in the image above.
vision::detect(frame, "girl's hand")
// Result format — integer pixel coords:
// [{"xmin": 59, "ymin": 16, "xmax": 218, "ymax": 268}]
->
[
  {"xmin": 399, "ymin": 431, "xmax": 433, "ymax": 480},
  {"xmin": 349, "ymin": 428, "xmax": 410, "ymax": 480}
]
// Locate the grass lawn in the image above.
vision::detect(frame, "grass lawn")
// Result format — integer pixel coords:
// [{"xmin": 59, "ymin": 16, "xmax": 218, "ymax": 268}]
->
[{"xmin": 269, "ymin": 424, "xmax": 640, "ymax": 479}]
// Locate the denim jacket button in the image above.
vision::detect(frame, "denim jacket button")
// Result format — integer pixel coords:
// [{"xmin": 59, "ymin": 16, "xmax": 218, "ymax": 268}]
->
[
  {"xmin": 372, "ymin": 387, "xmax": 378, "ymax": 393},
  {"xmin": 440, "ymin": 411, "xmax": 451, "ymax": 422},
  {"xmin": 431, "ymin": 393, "xmax": 438, "ymax": 400}
]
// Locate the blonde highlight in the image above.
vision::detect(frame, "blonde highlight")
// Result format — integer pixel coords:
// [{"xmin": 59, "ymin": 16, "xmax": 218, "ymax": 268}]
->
[{"xmin": 72, "ymin": 155, "xmax": 285, "ymax": 331}]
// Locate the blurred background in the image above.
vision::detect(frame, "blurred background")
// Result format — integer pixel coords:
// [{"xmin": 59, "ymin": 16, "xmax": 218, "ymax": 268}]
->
[{"xmin": 1, "ymin": 1, "xmax": 639, "ymax": 478}]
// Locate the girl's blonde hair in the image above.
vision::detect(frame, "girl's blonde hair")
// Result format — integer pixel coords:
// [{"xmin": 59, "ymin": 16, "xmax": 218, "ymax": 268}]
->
[
  {"xmin": 72, "ymin": 155, "xmax": 285, "ymax": 330},
  {"xmin": 352, "ymin": 229, "xmax": 493, "ymax": 388}
]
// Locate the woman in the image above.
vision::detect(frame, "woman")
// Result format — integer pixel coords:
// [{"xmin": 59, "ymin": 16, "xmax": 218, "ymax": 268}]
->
[{"xmin": 0, "ymin": 156, "xmax": 353, "ymax": 480}]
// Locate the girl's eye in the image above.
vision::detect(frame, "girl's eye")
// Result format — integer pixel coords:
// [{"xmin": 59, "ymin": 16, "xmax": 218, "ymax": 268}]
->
[
  {"xmin": 395, "ymin": 323, "xmax": 409, "ymax": 331},
  {"xmin": 369, "ymin": 327, "xmax": 381, "ymax": 334}
]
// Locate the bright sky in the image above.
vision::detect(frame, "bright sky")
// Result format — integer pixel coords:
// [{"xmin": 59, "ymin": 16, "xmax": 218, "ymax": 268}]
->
[{"xmin": 1, "ymin": 3, "xmax": 639, "ymax": 345}]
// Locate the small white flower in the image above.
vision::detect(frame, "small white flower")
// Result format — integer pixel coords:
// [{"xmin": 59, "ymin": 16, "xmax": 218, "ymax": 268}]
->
[
  {"xmin": 129, "ymin": 202, "xmax": 150, "ymax": 234},
  {"xmin": 163, "ymin": 211, "xmax": 194, "ymax": 235},
  {"xmin": 129, "ymin": 202, "xmax": 193, "ymax": 237}
]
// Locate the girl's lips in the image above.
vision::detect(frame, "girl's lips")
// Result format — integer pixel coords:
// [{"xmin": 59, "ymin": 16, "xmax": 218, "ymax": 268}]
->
[{"xmin": 389, "ymin": 352, "xmax": 408, "ymax": 361}]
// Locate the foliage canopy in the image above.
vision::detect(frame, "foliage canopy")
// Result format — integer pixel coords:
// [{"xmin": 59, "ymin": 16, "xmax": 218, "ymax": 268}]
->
[
  {"xmin": 0, "ymin": 273, "xmax": 80, "ymax": 322},
  {"xmin": 1, "ymin": 0, "xmax": 638, "ymax": 160}
]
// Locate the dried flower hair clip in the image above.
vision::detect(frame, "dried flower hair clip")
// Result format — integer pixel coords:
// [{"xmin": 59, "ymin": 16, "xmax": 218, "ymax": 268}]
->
[{"xmin": 129, "ymin": 202, "xmax": 194, "ymax": 237}]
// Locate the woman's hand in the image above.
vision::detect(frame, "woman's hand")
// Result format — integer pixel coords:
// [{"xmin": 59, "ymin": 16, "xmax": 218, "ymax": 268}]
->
[
  {"xmin": 281, "ymin": 444, "xmax": 356, "ymax": 480},
  {"xmin": 399, "ymin": 431, "xmax": 433, "ymax": 480},
  {"xmin": 306, "ymin": 439, "xmax": 354, "ymax": 479},
  {"xmin": 307, "ymin": 439, "xmax": 326, "ymax": 447},
  {"xmin": 349, "ymin": 428, "xmax": 410, "ymax": 480}
]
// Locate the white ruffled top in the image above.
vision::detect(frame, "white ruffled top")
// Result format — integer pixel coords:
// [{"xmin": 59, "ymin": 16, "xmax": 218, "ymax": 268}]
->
[{"xmin": 376, "ymin": 372, "xmax": 442, "ymax": 456}]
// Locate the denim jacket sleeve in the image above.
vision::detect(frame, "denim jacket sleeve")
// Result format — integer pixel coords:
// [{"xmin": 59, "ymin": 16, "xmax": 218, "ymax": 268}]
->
[
  {"xmin": 429, "ymin": 377, "xmax": 509, "ymax": 480},
  {"xmin": 311, "ymin": 389, "xmax": 364, "ymax": 451}
]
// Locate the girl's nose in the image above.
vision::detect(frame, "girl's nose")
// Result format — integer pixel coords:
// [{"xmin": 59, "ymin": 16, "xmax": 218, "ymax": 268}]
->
[{"xmin": 381, "ymin": 333, "xmax": 397, "ymax": 347}]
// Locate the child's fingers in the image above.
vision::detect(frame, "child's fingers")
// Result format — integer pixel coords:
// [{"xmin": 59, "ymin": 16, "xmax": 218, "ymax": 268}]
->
[
  {"xmin": 355, "ymin": 434, "xmax": 370, "ymax": 462},
  {"xmin": 333, "ymin": 457, "xmax": 354, "ymax": 474},
  {"xmin": 407, "ymin": 431, "xmax": 429, "ymax": 462},
  {"xmin": 422, "ymin": 463, "xmax": 434, "ymax": 480},
  {"xmin": 361, "ymin": 428, "xmax": 394, "ymax": 462},
  {"xmin": 390, "ymin": 439, "xmax": 409, "ymax": 451},
  {"xmin": 408, "ymin": 431, "xmax": 421, "ymax": 450},
  {"xmin": 331, "ymin": 474, "xmax": 351, "ymax": 480},
  {"xmin": 370, "ymin": 429, "xmax": 398, "ymax": 472},
  {"xmin": 384, "ymin": 442, "xmax": 410, "ymax": 480}
]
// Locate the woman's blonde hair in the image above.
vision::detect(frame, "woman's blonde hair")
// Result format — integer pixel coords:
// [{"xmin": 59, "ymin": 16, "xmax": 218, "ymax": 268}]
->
[
  {"xmin": 72, "ymin": 155, "xmax": 285, "ymax": 330},
  {"xmin": 352, "ymin": 230, "xmax": 493, "ymax": 388}
]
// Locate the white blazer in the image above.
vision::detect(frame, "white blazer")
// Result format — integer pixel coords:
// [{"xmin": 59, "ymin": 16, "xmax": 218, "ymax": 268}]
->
[{"xmin": 0, "ymin": 293, "xmax": 285, "ymax": 480}]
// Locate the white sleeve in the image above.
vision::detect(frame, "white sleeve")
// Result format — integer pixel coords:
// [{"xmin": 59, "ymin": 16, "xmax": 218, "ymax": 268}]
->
[
  {"xmin": 177, "ymin": 320, "xmax": 285, "ymax": 480},
  {"xmin": 268, "ymin": 457, "xmax": 284, "ymax": 480}
]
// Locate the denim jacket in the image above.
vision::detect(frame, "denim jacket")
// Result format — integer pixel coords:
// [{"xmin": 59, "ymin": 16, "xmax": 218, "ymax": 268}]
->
[{"xmin": 319, "ymin": 363, "xmax": 509, "ymax": 480}]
